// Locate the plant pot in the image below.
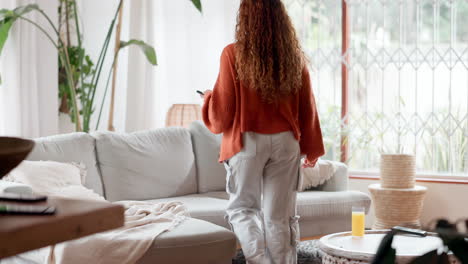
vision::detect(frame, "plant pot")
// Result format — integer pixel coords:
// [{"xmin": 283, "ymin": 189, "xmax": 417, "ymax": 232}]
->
[{"xmin": 380, "ymin": 154, "xmax": 415, "ymax": 189}]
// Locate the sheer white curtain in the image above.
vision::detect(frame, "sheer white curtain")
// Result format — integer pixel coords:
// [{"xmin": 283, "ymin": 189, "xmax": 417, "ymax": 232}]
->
[
  {"xmin": 0, "ymin": 0, "xmax": 240, "ymax": 136},
  {"xmin": 0, "ymin": 0, "xmax": 58, "ymax": 138},
  {"xmin": 120, "ymin": 0, "xmax": 157, "ymax": 132},
  {"xmin": 111, "ymin": 0, "xmax": 240, "ymax": 131}
]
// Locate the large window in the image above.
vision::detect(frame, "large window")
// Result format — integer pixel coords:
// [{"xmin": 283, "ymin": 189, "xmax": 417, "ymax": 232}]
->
[{"xmin": 285, "ymin": 0, "xmax": 468, "ymax": 176}]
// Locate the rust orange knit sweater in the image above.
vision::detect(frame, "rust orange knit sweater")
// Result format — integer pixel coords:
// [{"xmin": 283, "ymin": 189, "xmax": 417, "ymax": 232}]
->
[{"xmin": 202, "ymin": 44, "xmax": 325, "ymax": 163}]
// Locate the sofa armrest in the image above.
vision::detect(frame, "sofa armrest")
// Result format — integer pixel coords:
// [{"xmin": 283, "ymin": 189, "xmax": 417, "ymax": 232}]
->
[{"xmin": 317, "ymin": 161, "xmax": 348, "ymax": 192}]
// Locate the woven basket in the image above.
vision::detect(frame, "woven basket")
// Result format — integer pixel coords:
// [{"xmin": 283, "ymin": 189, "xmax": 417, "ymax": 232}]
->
[
  {"xmin": 380, "ymin": 154, "xmax": 415, "ymax": 189},
  {"xmin": 369, "ymin": 184, "xmax": 427, "ymax": 229},
  {"xmin": 165, "ymin": 104, "xmax": 202, "ymax": 128}
]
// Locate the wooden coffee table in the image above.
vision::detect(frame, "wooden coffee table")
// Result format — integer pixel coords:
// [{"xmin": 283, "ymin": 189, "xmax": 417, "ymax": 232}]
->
[
  {"xmin": 0, "ymin": 197, "xmax": 124, "ymax": 259},
  {"xmin": 318, "ymin": 230, "xmax": 459, "ymax": 264}
]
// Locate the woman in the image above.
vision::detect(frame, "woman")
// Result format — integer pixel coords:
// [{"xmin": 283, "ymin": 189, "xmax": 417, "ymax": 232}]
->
[{"xmin": 201, "ymin": 0, "xmax": 324, "ymax": 263}]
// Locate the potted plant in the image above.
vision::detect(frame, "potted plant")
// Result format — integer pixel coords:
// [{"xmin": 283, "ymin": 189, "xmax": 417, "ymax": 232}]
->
[{"xmin": 0, "ymin": 0, "xmax": 202, "ymax": 132}]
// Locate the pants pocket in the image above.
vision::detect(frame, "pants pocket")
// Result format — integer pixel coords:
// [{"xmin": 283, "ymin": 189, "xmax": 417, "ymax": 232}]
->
[
  {"xmin": 296, "ymin": 159, "xmax": 303, "ymax": 191},
  {"xmin": 224, "ymin": 214, "xmax": 234, "ymax": 231},
  {"xmin": 223, "ymin": 161, "xmax": 235, "ymax": 194},
  {"xmin": 289, "ymin": 215, "xmax": 300, "ymax": 247}
]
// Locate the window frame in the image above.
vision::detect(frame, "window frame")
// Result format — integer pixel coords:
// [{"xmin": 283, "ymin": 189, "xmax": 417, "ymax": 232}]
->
[
  {"xmin": 349, "ymin": 170, "xmax": 468, "ymax": 184},
  {"xmin": 338, "ymin": 0, "xmax": 468, "ymax": 179}
]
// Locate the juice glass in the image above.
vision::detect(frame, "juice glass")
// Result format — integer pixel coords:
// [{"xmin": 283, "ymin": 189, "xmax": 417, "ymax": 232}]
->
[{"xmin": 351, "ymin": 206, "xmax": 365, "ymax": 237}]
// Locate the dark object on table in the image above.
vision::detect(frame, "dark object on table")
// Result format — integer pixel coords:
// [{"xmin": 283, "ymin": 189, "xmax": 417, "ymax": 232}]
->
[
  {"xmin": 391, "ymin": 226, "xmax": 427, "ymax": 237},
  {"xmin": 0, "ymin": 192, "xmax": 47, "ymax": 203},
  {"xmin": 0, "ymin": 137, "xmax": 35, "ymax": 179},
  {"xmin": 372, "ymin": 219, "xmax": 468, "ymax": 264},
  {"xmin": 0, "ymin": 203, "xmax": 55, "ymax": 215}
]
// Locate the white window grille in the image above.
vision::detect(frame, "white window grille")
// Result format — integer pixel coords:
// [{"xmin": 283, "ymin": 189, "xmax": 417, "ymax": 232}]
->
[{"xmin": 285, "ymin": 0, "xmax": 468, "ymax": 176}]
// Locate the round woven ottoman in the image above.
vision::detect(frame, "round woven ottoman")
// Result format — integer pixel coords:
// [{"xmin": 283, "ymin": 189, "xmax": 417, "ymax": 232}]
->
[
  {"xmin": 318, "ymin": 230, "xmax": 460, "ymax": 264},
  {"xmin": 368, "ymin": 184, "xmax": 426, "ymax": 229}
]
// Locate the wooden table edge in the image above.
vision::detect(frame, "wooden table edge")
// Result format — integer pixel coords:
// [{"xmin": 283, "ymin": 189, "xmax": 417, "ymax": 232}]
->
[{"xmin": 0, "ymin": 198, "xmax": 125, "ymax": 259}]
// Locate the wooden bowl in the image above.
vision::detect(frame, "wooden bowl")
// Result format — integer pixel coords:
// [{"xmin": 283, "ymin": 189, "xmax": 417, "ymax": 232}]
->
[{"xmin": 0, "ymin": 137, "xmax": 35, "ymax": 178}]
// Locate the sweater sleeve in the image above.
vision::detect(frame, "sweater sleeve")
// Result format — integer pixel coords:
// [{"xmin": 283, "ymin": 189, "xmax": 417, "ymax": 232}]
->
[
  {"xmin": 202, "ymin": 47, "xmax": 237, "ymax": 134},
  {"xmin": 299, "ymin": 68, "xmax": 325, "ymax": 163}
]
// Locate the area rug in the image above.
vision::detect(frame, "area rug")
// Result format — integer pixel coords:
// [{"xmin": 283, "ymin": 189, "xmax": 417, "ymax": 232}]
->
[{"xmin": 232, "ymin": 240, "xmax": 323, "ymax": 264}]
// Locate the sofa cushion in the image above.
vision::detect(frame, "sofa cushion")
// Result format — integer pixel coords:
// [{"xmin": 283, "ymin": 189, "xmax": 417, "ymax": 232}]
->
[
  {"xmin": 94, "ymin": 128, "xmax": 197, "ymax": 201},
  {"xmin": 189, "ymin": 121, "xmax": 226, "ymax": 193},
  {"xmin": 148, "ymin": 190, "xmax": 372, "ymax": 234},
  {"xmin": 297, "ymin": 190, "xmax": 371, "ymax": 221},
  {"xmin": 299, "ymin": 218, "xmax": 352, "ymax": 238},
  {"xmin": 137, "ymin": 218, "xmax": 236, "ymax": 264},
  {"xmin": 27, "ymin": 133, "xmax": 104, "ymax": 196}
]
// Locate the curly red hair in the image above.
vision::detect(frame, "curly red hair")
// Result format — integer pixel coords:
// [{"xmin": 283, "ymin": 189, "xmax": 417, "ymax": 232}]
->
[{"xmin": 235, "ymin": 0, "xmax": 306, "ymax": 103}]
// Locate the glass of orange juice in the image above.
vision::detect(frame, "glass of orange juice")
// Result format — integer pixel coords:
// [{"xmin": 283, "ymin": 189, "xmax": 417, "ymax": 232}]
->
[{"xmin": 352, "ymin": 206, "xmax": 365, "ymax": 237}]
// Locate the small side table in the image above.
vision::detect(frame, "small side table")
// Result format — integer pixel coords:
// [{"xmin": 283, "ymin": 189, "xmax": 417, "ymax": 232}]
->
[
  {"xmin": 369, "ymin": 183, "xmax": 427, "ymax": 229},
  {"xmin": 318, "ymin": 230, "xmax": 459, "ymax": 264},
  {"xmin": 0, "ymin": 197, "xmax": 124, "ymax": 259}
]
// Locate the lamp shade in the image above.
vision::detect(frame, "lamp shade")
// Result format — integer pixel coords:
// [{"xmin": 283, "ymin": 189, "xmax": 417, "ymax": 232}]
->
[{"xmin": 165, "ymin": 104, "xmax": 202, "ymax": 128}]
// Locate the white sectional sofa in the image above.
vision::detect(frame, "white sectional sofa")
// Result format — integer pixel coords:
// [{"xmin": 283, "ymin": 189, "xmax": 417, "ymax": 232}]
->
[{"xmin": 23, "ymin": 121, "xmax": 370, "ymax": 264}]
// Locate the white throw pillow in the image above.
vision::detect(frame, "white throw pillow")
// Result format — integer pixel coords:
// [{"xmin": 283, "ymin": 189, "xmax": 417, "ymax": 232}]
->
[
  {"xmin": 5, "ymin": 160, "xmax": 105, "ymax": 201},
  {"xmin": 299, "ymin": 159, "xmax": 337, "ymax": 191}
]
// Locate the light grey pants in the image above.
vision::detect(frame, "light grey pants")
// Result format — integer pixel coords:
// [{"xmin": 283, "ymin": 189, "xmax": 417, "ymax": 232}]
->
[{"xmin": 223, "ymin": 132, "xmax": 301, "ymax": 264}]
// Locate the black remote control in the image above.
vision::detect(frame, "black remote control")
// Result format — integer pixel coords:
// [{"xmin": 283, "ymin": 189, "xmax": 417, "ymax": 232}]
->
[
  {"xmin": 0, "ymin": 192, "xmax": 47, "ymax": 203},
  {"xmin": 391, "ymin": 226, "xmax": 427, "ymax": 237}
]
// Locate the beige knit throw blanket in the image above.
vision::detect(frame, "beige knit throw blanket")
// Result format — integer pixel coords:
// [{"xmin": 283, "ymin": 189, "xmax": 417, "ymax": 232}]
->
[
  {"xmin": 49, "ymin": 200, "xmax": 188, "ymax": 264},
  {"xmin": 3, "ymin": 161, "xmax": 189, "ymax": 264}
]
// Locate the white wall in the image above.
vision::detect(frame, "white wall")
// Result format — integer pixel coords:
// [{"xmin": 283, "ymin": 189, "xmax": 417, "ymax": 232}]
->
[{"xmin": 349, "ymin": 178, "xmax": 468, "ymax": 228}]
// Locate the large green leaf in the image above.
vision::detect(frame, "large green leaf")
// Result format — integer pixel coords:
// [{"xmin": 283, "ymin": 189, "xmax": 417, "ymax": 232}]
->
[
  {"xmin": 12, "ymin": 4, "xmax": 41, "ymax": 17},
  {"xmin": 0, "ymin": 11, "xmax": 13, "ymax": 85},
  {"xmin": 190, "ymin": 0, "xmax": 202, "ymax": 13},
  {"xmin": 0, "ymin": 4, "xmax": 42, "ymax": 85},
  {"xmin": 120, "ymin": 39, "xmax": 157, "ymax": 65},
  {"xmin": 0, "ymin": 4, "xmax": 41, "ymax": 21},
  {"xmin": 0, "ymin": 9, "xmax": 13, "ymax": 21},
  {"xmin": 0, "ymin": 19, "xmax": 13, "ymax": 56}
]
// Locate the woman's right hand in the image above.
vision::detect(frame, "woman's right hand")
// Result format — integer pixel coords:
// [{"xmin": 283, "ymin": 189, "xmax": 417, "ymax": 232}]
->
[
  {"xmin": 302, "ymin": 158, "xmax": 317, "ymax": 168},
  {"xmin": 201, "ymin": 90, "xmax": 212, "ymax": 100}
]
